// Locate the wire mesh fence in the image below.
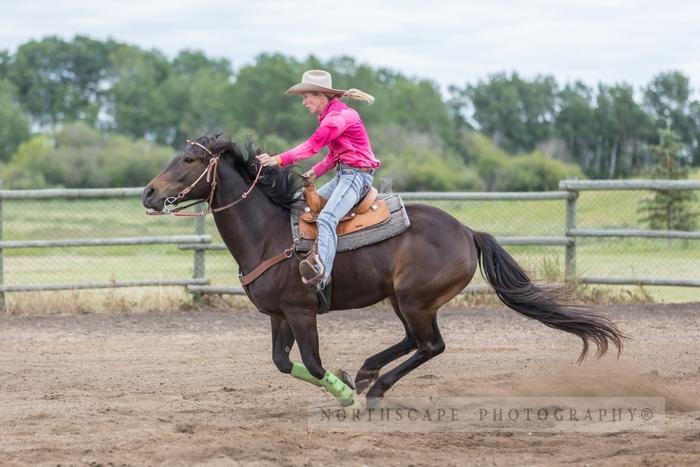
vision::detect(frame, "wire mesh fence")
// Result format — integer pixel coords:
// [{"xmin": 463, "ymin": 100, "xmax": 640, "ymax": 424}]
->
[
  {"xmin": 2, "ymin": 195, "xmax": 199, "ymax": 287},
  {"xmin": 576, "ymin": 189, "xmax": 699, "ymax": 281},
  {"xmin": 561, "ymin": 180, "xmax": 700, "ymax": 303},
  {"xmin": 0, "ymin": 182, "xmax": 698, "ymax": 312}
]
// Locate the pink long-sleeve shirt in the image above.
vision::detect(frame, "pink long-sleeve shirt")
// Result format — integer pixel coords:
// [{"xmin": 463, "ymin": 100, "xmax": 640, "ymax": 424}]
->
[{"xmin": 277, "ymin": 98, "xmax": 380, "ymax": 177}]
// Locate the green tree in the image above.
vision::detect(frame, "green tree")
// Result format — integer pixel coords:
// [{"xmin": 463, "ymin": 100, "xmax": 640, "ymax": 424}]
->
[
  {"xmin": 170, "ymin": 51, "xmax": 237, "ymax": 144},
  {"xmin": 638, "ymin": 129, "xmax": 698, "ymax": 232},
  {"xmin": 171, "ymin": 50, "xmax": 232, "ymax": 77},
  {"xmin": 0, "ymin": 50, "xmax": 10, "ymax": 79},
  {"xmin": 643, "ymin": 71, "xmax": 700, "ymax": 166},
  {"xmin": 555, "ymin": 81, "xmax": 596, "ymax": 168},
  {"xmin": 462, "ymin": 132, "xmax": 510, "ymax": 190},
  {"xmin": 108, "ymin": 44, "xmax": 177, "ymax": 144},
  {"xmin": 383, "ymin": 78, "xmax": 454, "ymax": 141},
  {"xmin": 0, "ymin": 80, "xmax": 31, "ymax": 161},
  {"xmin": 690, "ymin": 101, "xmax": 700, "ymax": 165},
  {"xmin": 108, "ymin": 46, "xmax": 237, "ymax": 146},
  {"xmin": 457, "ymin": 72, "xmax": 558, "ymax": 153},
  {"xmin": 9, "ymin": 35, "xmax": 112, "ymax": 127},
  {"xmin": 0, "ymin": 135, "xmax": 52, "ymax": 188},
  {"xmin": 592, "ymin": 83, "xmax": 652, "ymax": 178}
]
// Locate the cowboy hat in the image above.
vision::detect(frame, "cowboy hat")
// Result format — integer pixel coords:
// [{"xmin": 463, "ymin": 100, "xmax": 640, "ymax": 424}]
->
[{"xmin": 285, "ymin": 70, "xmax": 346, "ymax": 96}]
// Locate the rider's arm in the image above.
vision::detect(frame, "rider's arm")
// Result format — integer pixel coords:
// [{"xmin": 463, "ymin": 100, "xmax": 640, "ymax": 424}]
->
[{"xmin": 277, "ymin": 113, "xmax": 348, "ymax": 166}]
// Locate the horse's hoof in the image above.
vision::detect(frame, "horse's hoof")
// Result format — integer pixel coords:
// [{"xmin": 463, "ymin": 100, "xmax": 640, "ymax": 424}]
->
[
  {"xmin": 354, "ymin": 370, "xmax": 377, "ymax": 394},
  {"xmin": 366, "ymin": 396, "xmax": 383, "ymax": 410},
  {"xmin": 355, "ymin": 378, "xmax": 371, "ymax": 395},
  {"xmin": 338, "ymin": 398, "xmax": 365, "ymax": 418},
  {"xmin": 335, "ymin": 369, "xmax": 355, "ymax": 390}
]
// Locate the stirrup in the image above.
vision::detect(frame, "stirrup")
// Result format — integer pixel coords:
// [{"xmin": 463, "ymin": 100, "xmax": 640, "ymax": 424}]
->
[{"xmin": 299, "ymin": 254, "xmax": 325, "ymax": 285}]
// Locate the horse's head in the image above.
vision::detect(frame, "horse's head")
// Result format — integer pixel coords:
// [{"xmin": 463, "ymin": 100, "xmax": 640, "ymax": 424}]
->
[
  {"xmin": 144, "ymin": 134, "xmax": 302, "ymax": 215},
  {"xmin": 143, "ymin": 136, "xmax": 222, "ymax": 212}
]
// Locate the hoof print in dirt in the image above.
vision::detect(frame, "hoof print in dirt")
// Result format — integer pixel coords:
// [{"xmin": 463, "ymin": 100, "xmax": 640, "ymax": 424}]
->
[{"xmin": 175, "ymin": 423, "xmax": 195, "ymax": 434}]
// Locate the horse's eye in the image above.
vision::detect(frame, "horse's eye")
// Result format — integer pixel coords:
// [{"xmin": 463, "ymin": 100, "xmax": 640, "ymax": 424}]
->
[{"xmin": 184, "ymin": 157, "xmax": 194, "ymax": 164}]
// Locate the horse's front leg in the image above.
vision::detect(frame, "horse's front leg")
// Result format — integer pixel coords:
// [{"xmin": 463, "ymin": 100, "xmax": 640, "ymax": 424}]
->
[
  {"xmin": 271, "ymin": 315, "xmax": 321, "ymax": 387},
  {"xmin": 286, "ymin": 311, "xmax": 355, "ymax": 407}
]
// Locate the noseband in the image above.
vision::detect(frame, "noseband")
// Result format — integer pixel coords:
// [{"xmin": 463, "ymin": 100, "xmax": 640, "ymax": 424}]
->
[{"xmin": 148, "ymin": 140, "xmax": 264, "ymax": 217}]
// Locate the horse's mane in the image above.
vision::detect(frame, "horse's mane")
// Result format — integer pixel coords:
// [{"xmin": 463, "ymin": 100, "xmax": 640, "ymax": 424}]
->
[{"xmin": 198, "ymin": 134, "xmax": 302, "ymax": 212}]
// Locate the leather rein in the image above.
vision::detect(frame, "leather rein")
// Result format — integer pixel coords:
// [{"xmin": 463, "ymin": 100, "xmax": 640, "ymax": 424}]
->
[{"xmin": 147, "ymin": 139, "xmax": 264, "ymax": 217}]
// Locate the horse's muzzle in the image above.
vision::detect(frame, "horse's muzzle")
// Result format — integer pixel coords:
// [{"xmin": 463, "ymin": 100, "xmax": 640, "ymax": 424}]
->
[{"xmin": 142, "ymin": 185, "xmax": 164, "ymax": 211}]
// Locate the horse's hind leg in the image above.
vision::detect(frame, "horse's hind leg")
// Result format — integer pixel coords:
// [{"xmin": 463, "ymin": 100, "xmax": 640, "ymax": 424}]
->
[
  {"xmin": 355, "ymin": 295, "xmax": 416, "ymax": 394},
  {"xmin": 365, "ymin": 305, "xmax": 445, "ymax": 401}
]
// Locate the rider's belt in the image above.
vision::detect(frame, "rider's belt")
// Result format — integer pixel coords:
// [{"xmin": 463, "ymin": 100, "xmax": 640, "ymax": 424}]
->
[{"xmin": 337, "ymin": 163, "xmax": 375, "ymax": 175}]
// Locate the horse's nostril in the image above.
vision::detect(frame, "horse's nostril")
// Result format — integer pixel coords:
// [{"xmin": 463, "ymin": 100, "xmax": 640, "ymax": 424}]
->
[{"xmin": 143, "ymin": 186, "xmax": 157, "ymax": 207}]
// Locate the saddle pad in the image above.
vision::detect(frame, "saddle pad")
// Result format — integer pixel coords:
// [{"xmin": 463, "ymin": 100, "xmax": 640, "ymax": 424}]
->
[{"xmin": 291, "ymin": 193, "xmax": 410, "ymax": 252}]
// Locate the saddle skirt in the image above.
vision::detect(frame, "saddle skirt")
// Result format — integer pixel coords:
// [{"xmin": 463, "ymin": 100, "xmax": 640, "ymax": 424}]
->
[{"xmin": 290, "ymin": 187, "xmax": 410, "ymax": 253}]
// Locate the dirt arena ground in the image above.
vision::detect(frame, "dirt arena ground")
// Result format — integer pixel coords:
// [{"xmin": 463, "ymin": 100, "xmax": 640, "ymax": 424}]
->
[{"xmin": 1, "ymin": 302, "xmax": 699, "ymax": 466}]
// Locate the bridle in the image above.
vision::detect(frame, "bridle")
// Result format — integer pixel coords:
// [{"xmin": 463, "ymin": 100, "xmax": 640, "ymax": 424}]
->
[{"xmin": 147, "ymin": 139, "xmax": 264, "ymax": 217}]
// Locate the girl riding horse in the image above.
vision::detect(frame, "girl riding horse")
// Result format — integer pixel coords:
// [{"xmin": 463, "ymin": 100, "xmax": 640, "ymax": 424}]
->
[{"xmin": 256, "ymin": 70, "xmax": 379, "ymax": 290}]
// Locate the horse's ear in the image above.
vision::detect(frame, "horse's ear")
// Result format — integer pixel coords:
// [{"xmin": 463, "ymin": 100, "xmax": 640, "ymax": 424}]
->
[{"xmin": 210, "ymin": 133, "xmax": 232, "ymax": 154}]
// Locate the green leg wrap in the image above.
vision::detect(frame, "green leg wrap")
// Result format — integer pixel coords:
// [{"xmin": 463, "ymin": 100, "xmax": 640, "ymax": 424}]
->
[
  {"xmin": 321, "ymin": 371, "xmax": 354, "ymax": 406},
  {"xmin": 291, "ymin": 362, "xmax": 322, "ymax": 386}
]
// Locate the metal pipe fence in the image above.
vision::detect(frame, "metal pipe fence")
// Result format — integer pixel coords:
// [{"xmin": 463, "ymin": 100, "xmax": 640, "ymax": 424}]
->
[
  {"xmin": 558, "ymin": 179, "xmax": 700, "ymax": 288},
  {"xmin": 0, "ymin": 180, "xmax": 698, "ymax": 308}
]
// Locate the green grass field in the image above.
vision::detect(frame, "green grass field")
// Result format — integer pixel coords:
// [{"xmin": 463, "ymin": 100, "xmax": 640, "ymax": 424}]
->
[{"xmin": 2, "ymin": 189, "xmax": 698, "ymax": 306}]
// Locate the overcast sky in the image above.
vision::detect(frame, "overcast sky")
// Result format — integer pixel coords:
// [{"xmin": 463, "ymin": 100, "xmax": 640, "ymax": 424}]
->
[{"xmin": 2, "ymin": 0, "xmax": 699, "ymax": 93}]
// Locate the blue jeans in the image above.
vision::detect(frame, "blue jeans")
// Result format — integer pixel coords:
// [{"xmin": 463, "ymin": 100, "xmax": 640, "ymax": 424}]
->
[{"xmin": 316, "ymin": 168, "xmax": 374, "ymax": 284}]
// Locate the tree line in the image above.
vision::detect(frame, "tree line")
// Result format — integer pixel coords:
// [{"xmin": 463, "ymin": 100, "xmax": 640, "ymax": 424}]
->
[{"xmin": 0, "ymin": 35, "xmax": 698, "ymax": 190}]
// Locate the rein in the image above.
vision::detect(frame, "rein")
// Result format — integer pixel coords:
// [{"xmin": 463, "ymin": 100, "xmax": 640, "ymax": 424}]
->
[{"xmin": 147, "ymin": 139, "xmax": 264, "ymax": 217}]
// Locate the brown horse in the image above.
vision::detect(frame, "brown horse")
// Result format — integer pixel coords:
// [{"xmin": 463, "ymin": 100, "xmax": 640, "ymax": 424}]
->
[{"xmin": 143, "ymin": 134, "xmax": 624, "ymax": 407}]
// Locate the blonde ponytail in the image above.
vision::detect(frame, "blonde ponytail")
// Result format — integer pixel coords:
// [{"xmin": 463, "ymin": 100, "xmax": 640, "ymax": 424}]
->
[{"xmin": 343, "ymin": 88, "xmax": 375, "ymax": 105}]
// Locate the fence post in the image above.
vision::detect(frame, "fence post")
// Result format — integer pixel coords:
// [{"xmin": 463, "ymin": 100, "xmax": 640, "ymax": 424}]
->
[
  {"xmin": 564, "ymin": 189, "xmax": 578, "ymax": 282},
  {"xmin": 0, "ymin": 180, "xmax": 4, "ymax": 311},
  {"xmin": 192, "ymin": 205, "xmax": 206, "ymax": 301}
]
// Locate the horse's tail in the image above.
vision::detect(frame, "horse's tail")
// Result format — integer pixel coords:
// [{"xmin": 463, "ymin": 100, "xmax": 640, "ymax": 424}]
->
[{"xmin": 472, "ymin": 230, "xmax": 625, "ymax": 362}]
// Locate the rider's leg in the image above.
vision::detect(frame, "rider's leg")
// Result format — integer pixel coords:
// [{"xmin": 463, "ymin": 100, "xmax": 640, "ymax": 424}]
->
[
  {"xmin": 316, "ymin": 173, "xmax": 339, "ymax": 198},
  {"xmin": 315, "ymin": 171, "xmax": 372, "ymax": 284}
]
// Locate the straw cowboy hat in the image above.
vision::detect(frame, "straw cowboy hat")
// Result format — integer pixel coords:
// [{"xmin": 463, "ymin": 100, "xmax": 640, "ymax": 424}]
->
[{"xmin": 285, "ymin": 70, "xmax": 346, "ymax": 96}]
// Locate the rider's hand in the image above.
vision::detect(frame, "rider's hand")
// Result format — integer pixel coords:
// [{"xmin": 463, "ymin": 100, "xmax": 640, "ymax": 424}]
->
[
  {"xmin": 303, "ymin": 169, "xmax": 316, "ymax": 182},
  {"xmin": 256, "ymin": 153, "xmax": 280, "ymax": 167}
]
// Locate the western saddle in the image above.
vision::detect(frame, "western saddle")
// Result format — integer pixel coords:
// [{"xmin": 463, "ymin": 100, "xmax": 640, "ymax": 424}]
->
[{"xmin": 297, "ymin": 183, "xmax": 391, "ymax": 240}]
